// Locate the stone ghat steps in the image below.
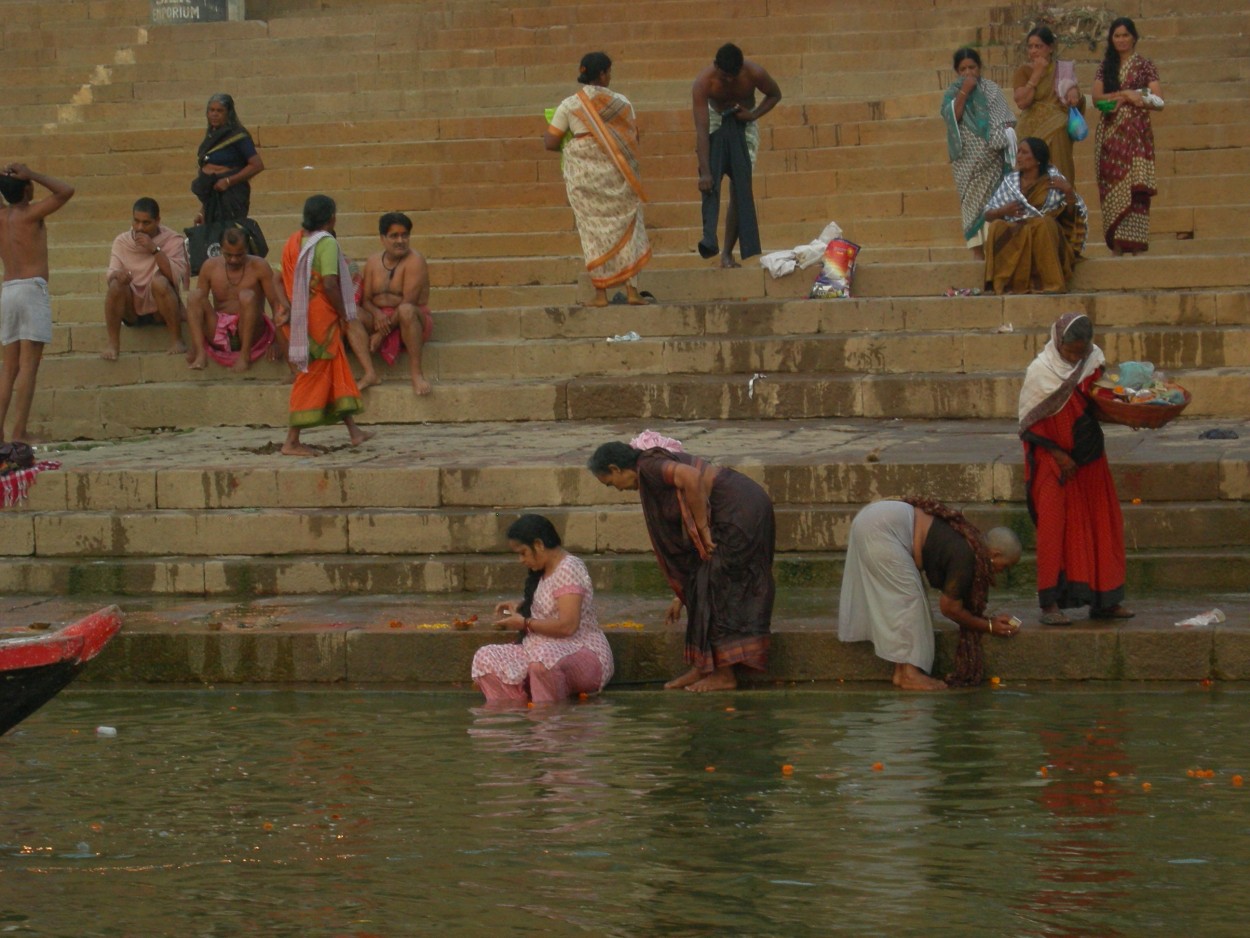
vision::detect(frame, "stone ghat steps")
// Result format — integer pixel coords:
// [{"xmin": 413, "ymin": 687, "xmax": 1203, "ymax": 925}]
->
[
  {"xmin": 12, "ymin": 100, "xmax": 1247, "ymax": 168},
  {"xmin": 4, "ymin": 550, "xmax": 1250, "ymax": 602},
  {"xmin": 7, "ymin": 69, "xmax": 1246, "ymax": 135},
  {"xmin": 15, "ymin": 32, "xmax": 1232, "ymax": 90},
  {"xmin": 33, "ymin": 319, "xmax": 1250, "ymax": 385},
  {"xmin": 10, "ymin": 46, "xmax": 1243, "ymax": 116},
  {"xmin": 13, "ymin": 500, "xmax": 1247, "ymax": 557},
  {"xmin": 20, "ymin": 417, "xmax": 1247, "ymax": 508},
  {"xmin": 53, "ymin": 288, "xmax": 1250, "ymax": 342},
  {"xmin": 30, "ymin": 367, "xmax": 1250, "ymax": 439}
]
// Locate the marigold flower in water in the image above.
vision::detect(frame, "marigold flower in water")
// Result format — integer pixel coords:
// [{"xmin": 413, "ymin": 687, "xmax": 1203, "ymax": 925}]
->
[
  {"xmin": 781, "ymin": 764, "xmax": 794, "ymax": 775},
  {"xmin": 1131, "ymin": 497, "xmax": 1142, "ymax": 505},
  {"xmin": 990, "ymin": 676, "xmax": 1001, "ymax": 686},
  {"xmin": 262, "ymin": 822, "xmax": 274, "ymax": 831},
  {"xmin": 1108, "ymin": 771, "xmax": 1119, "ymax": 778},
  {"xmin": 1039, "ymin": 766, "xmax": 1049, "ymax": 777},
  {"xmin": 871, "ymin": 762, "xmax": 884, "ymax": 772},
  {"xmin": 705, "ymin": 765, "xmax": 716, "ymax": 773},
  {"xmin": 1141, "ymin": 782, "xmax": 1152, "ymax": 792},
  {"xmin": 1233, "ymin": 775, "xmax": 1244, "ymax": 787}
]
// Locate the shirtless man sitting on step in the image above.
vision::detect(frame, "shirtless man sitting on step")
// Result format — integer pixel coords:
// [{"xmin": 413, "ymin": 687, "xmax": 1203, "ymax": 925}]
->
[
  {"xmin": 357, "ymin": 212, "xmax": 432, "ymax": 396},
  {"xmin": 185, "ymin": 227, "xmax": 288, "ymax": 372}
]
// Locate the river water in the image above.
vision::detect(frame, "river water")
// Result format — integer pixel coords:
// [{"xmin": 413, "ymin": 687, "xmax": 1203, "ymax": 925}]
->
[{"xmin": 3, "ymin": 686, "xmax": 1250, "ymax": 936}]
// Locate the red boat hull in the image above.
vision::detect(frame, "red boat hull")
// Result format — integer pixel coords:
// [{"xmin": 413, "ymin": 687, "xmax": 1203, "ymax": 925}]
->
[{"xmin": 0, "ymin": 606, "xmax": 123, "ymax": 735}]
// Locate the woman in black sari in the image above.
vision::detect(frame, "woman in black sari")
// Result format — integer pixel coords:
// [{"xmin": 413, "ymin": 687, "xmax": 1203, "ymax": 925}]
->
[
  {"xmin": 589, "ymin": 436, "xmax": 775, "ymax": 692},
  {"xmin": 191, "ymin": 93, "xmax": 264, "ymax": 225}
]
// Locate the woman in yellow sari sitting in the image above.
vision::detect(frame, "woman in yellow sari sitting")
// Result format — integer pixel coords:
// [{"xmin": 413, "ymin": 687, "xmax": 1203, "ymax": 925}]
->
[
  {"xmin": 544, "ymin": 51, "xmax": 652, "ymax": 308},
  {"xmin": 983, "ymin": 136, "xmax": 1087, "ymax": 295}
]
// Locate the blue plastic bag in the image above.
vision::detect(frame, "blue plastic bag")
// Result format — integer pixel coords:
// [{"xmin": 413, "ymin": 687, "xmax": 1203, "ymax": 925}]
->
[{"xmin": 1067, "ymin": 106, "xmax": 1089, "ymax": 141}]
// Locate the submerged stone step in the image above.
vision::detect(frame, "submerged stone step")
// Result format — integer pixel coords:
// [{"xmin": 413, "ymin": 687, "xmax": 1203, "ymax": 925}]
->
[{"xmin": 25, "ymin": 589, "xmax": 1247, "ymax": 684}]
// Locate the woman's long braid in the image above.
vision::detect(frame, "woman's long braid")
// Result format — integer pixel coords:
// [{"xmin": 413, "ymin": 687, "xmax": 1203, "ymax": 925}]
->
[{"xmin": 903, "ymin": 496, "xmax": 996, "ymax": 687}]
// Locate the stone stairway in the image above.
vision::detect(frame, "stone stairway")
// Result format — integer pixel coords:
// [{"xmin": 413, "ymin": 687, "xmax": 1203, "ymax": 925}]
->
[{"xmin": 0, "ymin": 0, "xmax": 1247, "ymax": 613}]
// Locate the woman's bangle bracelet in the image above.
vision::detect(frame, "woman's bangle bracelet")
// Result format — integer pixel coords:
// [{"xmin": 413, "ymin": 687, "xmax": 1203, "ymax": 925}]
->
[
  {"xmin": 523, "ymin": 616, "xmax": 531, "ymax": 630},
  {"xmin": 987, "ymin": 618, "xmax": 994, "ymax": 634}
]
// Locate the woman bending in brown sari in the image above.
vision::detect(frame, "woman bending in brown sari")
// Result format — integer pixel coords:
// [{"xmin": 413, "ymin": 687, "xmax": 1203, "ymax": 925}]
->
[
  {"xmin": 983, "ymin": 136, "xmax": 1087, "ymax": 294},
  {"xmin": 589, "ymin": 434, "xmax": 775, "ymax": 692}
]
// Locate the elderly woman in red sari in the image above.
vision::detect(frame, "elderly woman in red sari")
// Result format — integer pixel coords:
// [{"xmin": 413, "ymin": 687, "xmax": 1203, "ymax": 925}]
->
[
  {"xmin": 1092, "ymin": 17, "xmax": 1163, "ymax": 255},
  {"xmin": 1019, "ymin": 312, "xmax": 1133, "ymax": 625},
  {"xmin": 983, "ymin": 136, "xmax": 1087, "ymax": 294},
  {"xmin": 544, "ymin": 51, "xmax": 652, "ymax": 308},
  {"xmin": 589, "ymin": 433, "xmax": 774, "ymax": 692}
]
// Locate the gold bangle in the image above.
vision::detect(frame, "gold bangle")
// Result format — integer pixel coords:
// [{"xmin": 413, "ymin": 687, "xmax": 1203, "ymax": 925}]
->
[{"xmin": 987, "ymin": 618, "xmax": 994, "ymax": 634}]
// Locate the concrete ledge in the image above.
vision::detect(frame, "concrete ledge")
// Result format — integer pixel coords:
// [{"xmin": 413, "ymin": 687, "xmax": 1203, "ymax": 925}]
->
[{"xmin": 24, "ymin": 591, "xmax": 1243, "ymax": 686}]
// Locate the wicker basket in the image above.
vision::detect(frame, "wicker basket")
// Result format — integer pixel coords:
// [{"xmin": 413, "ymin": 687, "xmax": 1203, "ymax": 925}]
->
[{"xmin": 1091, "ymin": 385, "xmax": 1191, "ymax": 429}]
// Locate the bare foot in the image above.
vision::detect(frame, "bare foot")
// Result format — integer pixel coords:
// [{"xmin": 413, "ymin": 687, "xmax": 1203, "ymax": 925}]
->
[
  {"xmin": 349, "ymin": 427, "xmax": 375, "ymax": 447},
  {"xmin": 281, "ymin": 442, "xmax": 320, "ymax": 457},
  {"xmin": 166, "ymin": 341, "xmax": 187, "ymax": 356},
  {"xmin": 893, "ymin": 663, "xmax": 947, "ymax": 692},
  {"xmin": 357, "ymin": 373, "xmax": 381, "ymax": 391},
  {"xmin": 626, "ymin": 288, "xmax": 654, "ymax": 306},
  {"xmin": 411, "ymin": 375, "xmax": 432, "ymax": 396},
  {"xmin": 187, "ymin": 355, "xmax": 206, "ymax": 371},
  {"xmin": 719, "ymin": 255, "xmax": 740, "ymax": 269},
  {"xmin": 686, "ymin": 667, "xmax": 737, "ymax": 692},
  {"xmin": 100, "ymin": 347, "xmax": 119, "ymax": 362},
  {"xmin": 232, "ymin": 356, "xmax": 251, "ymax": 374},
  {"xmin": 663, "ymin": 666, "xmax": 703, "ymax": 690},
  {"xmin": 582, "ymin": 298, "xmax": 609, "ymax": 308}
]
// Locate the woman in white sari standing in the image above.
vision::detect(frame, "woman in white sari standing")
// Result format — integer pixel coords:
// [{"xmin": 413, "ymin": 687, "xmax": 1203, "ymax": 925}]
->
[
  {"xmin": 544, "ymin": 52, "xmax": 652, "ymax": 308},
  {"xmin": 941, "ymin": 47, "xmax": 1016, "ymax": 259}
]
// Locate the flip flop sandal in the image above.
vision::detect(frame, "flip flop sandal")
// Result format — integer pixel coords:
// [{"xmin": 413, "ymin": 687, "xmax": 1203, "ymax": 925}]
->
[
  {"xmin": 1039, "ymin": 612, "xmax": 1072, "ymax": 626},
  {"xmin": 639, "ymin": 291, "xmax": 657, "ymax": 303}
]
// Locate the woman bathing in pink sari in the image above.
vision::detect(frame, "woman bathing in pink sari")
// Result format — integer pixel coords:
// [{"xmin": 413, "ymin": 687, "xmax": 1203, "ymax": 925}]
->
[{"xmin": 472, "ymin": 514, "xmax": 614, "ymax": 705}]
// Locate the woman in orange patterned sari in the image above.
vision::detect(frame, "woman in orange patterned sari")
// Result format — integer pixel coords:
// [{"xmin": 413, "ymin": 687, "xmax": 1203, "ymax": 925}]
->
[
  {"xmin": 544, "ymin": 52, "xmax": 652, "ymax": 308},
  {"xmin": 280, "ymin": 195, "xmax": 372, "ymax": 457},
  {"xmin": 1092, "ymin": 17, "xmax": 1162, "ymax": 255}
]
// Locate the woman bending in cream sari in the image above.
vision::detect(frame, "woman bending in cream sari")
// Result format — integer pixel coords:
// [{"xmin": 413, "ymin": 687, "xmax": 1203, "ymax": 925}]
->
[
  {"xmin": 545, "ymin": 51, "xmax": 652, "ymax": 307},
  {"xmin": 983, "ymin": 137, "xmax": 1087, "ymax": 295}
]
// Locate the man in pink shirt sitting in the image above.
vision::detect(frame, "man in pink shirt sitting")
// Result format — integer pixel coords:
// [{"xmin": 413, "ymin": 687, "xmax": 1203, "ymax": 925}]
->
[{"xmin": 103, "ymin": 197, "xmax": 189, "ymax": 360}]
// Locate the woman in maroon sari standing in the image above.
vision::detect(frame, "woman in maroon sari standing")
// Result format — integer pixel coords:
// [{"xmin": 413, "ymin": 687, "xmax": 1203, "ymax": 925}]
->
[
  {"xmin": 1092, "ymin": 17, "xmax": 1163, "ymax": 255},
  {"xmin": 589, "ymin": 433, "xmax": 775, "ymax": 692}
]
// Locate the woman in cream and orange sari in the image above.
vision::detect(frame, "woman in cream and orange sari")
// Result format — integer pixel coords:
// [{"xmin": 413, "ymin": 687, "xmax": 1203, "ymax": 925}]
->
[
  {"xmin": 544, "ymin": 51, "xmax": 652, "ymax": 308},
  {"xmin": 983, "ymin": 136, "xmax": 1087, "ymax": 295},
  {"xmin": 1013, "ymin": 26, "xmax": 1085, "ymax": 184}
]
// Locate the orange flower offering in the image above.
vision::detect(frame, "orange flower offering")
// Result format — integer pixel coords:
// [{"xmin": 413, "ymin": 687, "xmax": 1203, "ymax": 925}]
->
[
  {"xmin": 1039, "ymin": 766, "xmax": 1049, "ymax": 777},
  {"xmin": 990, "ymin": 676, "xmax": 1001, "ymax": 686},
  {"xmin": 601, "ymin": 620, "xmax": 646, "ymax": 630},
  {"xmin": 705, "ymin": 766, "xmax": 716, "ymax": 773},
  {"xmin": 452, "ymin": 614, "xmax": 478, "ymax": 631},
  {"xmin": 1142, "ymin": 782, "xmax": 1152, "ymax": 792},
  {"xmin": 781, "ymin": 764, "xmax": 794, "ymax": 775},
  {"xmin": 871, "ymin": 762, "xmax": 884, "ymax": 772},
  {"xmin": 388, "ymin": 620, "xmax": 404, "ymax": 628},
  {"xmin": 1234, "ymin": 775, "xmax": 1244, "ymax": 787}
]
